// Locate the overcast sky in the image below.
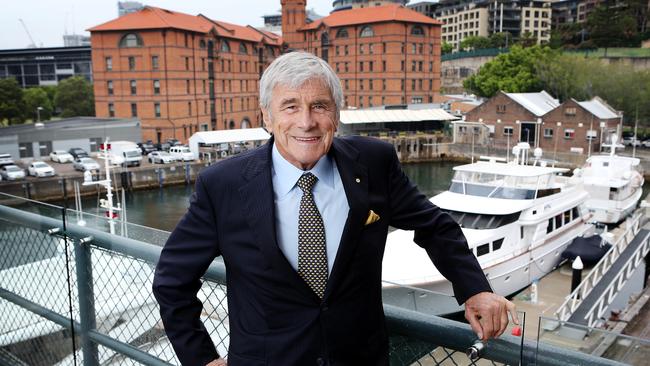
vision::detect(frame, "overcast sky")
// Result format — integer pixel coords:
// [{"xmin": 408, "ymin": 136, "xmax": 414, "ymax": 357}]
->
[{"xmin": 2, "ymin": 0, "xmax": 336, "ymax": 50}]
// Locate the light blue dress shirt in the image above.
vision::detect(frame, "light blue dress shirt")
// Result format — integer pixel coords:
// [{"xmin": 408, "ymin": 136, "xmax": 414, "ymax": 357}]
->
[{"xmin": 271, "ymin": 144, "xmax": 350, "ymax": 274}]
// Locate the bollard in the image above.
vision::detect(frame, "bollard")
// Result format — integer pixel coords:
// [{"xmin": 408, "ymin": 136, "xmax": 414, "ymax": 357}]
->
[
  {"xmin": 531, "ymin": 279, "xmax": 539, "ymax": 304},
  {"xmin": 571, "ymin": 256, "xmax": 584, "ymax": 297}
]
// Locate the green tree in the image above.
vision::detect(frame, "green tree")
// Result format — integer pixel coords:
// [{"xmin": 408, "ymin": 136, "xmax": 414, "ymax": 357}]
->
[
  {"xmin": 54, "ymin": 76, "xmax": 95, "ymax": 117},
  {"xmin": 586, "ymin": 3, "xmax": 638, "ymax": 47},
  {"xmin": 23, "ymin": 87, "xmax": 53, "ymax": 121},
  {"xmin": 441, "ymin": 42, "xmax": 453, "ymax": 55},
  {"xmin": 41, "ymin": 85, "xmax": 58, "ymax": 115},
  {"xmin": 463, "ymin": 45, "xmax": 555, "ymax": 97},
  {"xmin": 489, "ymin": 32, "xmax": 511, "ymax": 48},
  {"xmin": 460, "ymin": 36, "xmax": 492, "ymax": 50},
  {"xmin": 0, "ymin": 78, "xmax": 25, "ymax": 125},
  {"xmin": 517, "ymin": 31, "xmax": 538, "ymax": 48}
]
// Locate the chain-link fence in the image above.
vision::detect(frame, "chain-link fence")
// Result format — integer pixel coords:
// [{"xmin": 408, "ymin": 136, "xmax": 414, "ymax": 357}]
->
[{"xmin": 0, "ymin": 197, "xmax": 623, "ymax": 366}]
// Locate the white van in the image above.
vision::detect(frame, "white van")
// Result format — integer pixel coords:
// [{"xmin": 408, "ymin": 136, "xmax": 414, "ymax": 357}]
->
[
  {"xmin": 169, "ymin": 146, "xmax": 194, "ymax": 162},
  {"xmin": 108, "ymin": 141, "xmax": 142, "ymax": 167}
]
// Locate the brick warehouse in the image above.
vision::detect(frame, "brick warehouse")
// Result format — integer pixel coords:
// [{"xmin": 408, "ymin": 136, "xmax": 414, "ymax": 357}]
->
[
  {"xmin": 89, "ymin": 7, "xmax": 282, "ymax": 143},
  {"xmin": 89, "ymin": 2, "xmax": 443, "ymax": 143},
  {"xmin": 282, "ymin": 0, "xmax": 443, "ymax": 108}
]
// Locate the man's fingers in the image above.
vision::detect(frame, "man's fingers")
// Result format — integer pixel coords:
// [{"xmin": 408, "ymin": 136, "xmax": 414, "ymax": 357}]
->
[
  {"xmin": 497, "ymin": 302, "xmax": 509, "ymax": 337},
  {"xmin": 507, "ymin": 301, "xmax": 519, "ymax": 325},
  {"xmin": 466, "ymin": 310, "xmax": 484, "ymax": 340}
]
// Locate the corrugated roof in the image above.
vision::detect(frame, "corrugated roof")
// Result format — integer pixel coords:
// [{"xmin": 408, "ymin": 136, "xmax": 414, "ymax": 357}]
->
[
  {"xmin": 578, "ymin": 98, "xmax": 619, "ymax": 119},
  {"xmin": 301, "ymin": 4, "xmax": 442, "ymax": 30},
  {"xmin": 89, "ymin": 6, "xmax": 214, "ymax": 33},
  {"xmin": 340, "ymin": 109, "xmax": 457, "ymax": 124},
  {"xmin": 189, "ymin": 128, "xmax": 271, "ymax": 144},
  {"xmin": 504, "ymin": 90, "xmax": 559, "ymax": 117}
]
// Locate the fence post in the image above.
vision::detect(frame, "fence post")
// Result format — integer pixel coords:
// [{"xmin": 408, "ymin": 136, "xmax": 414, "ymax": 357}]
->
[{"xmin": 74, "ymin": 237, "xmax": 99, "ymax": 366}]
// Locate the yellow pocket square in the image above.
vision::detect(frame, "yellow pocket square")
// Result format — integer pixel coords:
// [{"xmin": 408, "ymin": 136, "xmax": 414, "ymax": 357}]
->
[{"xmin": 364, "ymin": 210, "xmax": 380, "ymax": 226}]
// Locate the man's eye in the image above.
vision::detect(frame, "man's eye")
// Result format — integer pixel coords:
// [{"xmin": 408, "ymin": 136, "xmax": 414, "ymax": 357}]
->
[{"xmin": 284, "ymin": 105, "xmax": 297, "ymax": 111}]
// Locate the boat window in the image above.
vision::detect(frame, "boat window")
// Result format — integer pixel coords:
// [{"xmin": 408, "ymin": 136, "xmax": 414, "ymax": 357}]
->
[
  {"xmin": 492, "ymin": 238, "xmax": 504, "ymax": 251},
  {"xmin": 572, "ymin": 207, "xmax": 579, "ymax": 220},
  {"xmin": 547, "ymin": 218, "xmax": 553, "ymax": 233},
  {"xmin": 441, "ymin": 209, "xmax": 520, "ymax": 230},
  {"xmin": 477, "ymin": 243, "xmax": 490, "ymax": 256},
  {"xmin": 520, "ymin": 227, "xmax": 524, "ymax": 239},
  {"xmin": 449, "ymin": 182, "xmax": 536, "ymax": 199},
  {"xmin": 564, "ymin": 210, "xmax": 571, "ymax": 223},
  {"xmin": 555, "ymin": 214, "xmax": 562, "ymax": 229}
]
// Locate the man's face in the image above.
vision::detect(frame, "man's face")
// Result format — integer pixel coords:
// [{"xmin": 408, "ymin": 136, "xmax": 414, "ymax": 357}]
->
[{"xmin": 262, "ymin": 79, "xmax": 338, "ymax": 170}]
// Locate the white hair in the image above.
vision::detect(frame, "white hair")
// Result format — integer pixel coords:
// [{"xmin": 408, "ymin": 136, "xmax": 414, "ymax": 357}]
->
[{"xmin": 259, "ymin": 51, "xmax": 344, "ymax": 119}]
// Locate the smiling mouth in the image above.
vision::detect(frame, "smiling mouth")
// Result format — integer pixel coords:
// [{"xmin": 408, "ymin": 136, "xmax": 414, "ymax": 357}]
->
[{"xmin": 293, "ymin": 136, "xmax": 321, "ymax": 142}]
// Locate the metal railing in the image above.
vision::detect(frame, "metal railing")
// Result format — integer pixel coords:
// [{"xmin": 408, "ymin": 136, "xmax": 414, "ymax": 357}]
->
[
  {"xmin": 555, "ymin": 212, "xmax": 645, "ymax": 324},
  {"xmin": 0, "ymin": 199, "xmax": 627, "ymax": 366}
]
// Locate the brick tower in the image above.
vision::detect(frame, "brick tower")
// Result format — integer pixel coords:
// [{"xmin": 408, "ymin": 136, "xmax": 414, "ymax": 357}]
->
[{"xmin": 281, "ymin": 0, "xmax": 306, "ymax": 48}]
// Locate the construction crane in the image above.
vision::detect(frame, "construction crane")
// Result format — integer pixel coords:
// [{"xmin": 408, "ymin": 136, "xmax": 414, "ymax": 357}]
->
[{"xmin": 19, "ymin": 18, "xmax": 38, "ymax": 48}]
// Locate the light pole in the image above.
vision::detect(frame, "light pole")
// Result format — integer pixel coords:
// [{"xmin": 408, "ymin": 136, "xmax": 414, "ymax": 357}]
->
[{"xmin": 36, "ymin": 106, "xmax": 43, "ymax": 122}]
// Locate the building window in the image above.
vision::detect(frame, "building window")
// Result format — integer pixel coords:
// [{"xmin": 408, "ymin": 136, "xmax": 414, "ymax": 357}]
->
[
  {"xmin": 564, "ymin": 129, "xmax": 575, "ymax": 139},
  {"xmin": 359, "ymin": 61, "xmax": 364, "ymax": 72},
  {"xmin": 108, "ymin": 103, "xmax": 115, "ymax": 117},
  {"xmin": 504, "ymin": 127, "xmax": 514, "ymax": 136},
  {"xmin": 128, "ymin": 56, "xmax": 136, "ymax": 70},
  {"xmin": 369, "ymin": 44, "xmax": 374, "ymax": 54},
  {"xmin": 19, "ymin": 142, "xmax": 33, "ymax": 158},
  {"xmin": 153, "ymin": 80, "xmax": 160, "ymax": 94},
  {"xmin": 411, "ymin": 25, "xmax": 425, "ymax": 36},
  {"xmin": 344, "ymin": 45, "xmax": 349, "ymax": 55},
  {"xmin": 151, "ymin": 55, "xmax": 159, "ymax": 69},
  {"xmin": 401, "ymin": 60, "xmax": 404, "ymax": 71},
  {"xmin": 345, "ymin": 79, "xmax": 349, "ymax": 89},
  {"xmin": 336, "ymin": 28, "xmax": 349, "ymax": 38},
  {"xmin": 565, "ymin": 107, "xmax": 577, "ymax": 116},
  {"xmin": 497, "ymin": 104, "xmax": 506, "ymax": 113},
  {"xmin": 412, "ymin": 43, "xmax": 417, "ymax": 54},
  {"xmin": 401, "ymin": 79, "xmax": 405, "ymax": 91},
  {"xmin": 336, "ymin": 46, "xmax": 340, "ymax": 55},
  {"xmin": 186, "ymin": 80, "xmax": 191, "ymax": 94},
  {"xmin": 154, "ymin": 103, "xmax": 161, "ymax": 118},
  {"xmin": 544, "ymin": 128, "xmax": 553, "ymax": 138},
  {"xmin": 107, "ymin": 81, "xmax": 113, "ymax": 95},
  {"xmin": 130, "ymin": 80, "xmax": 137, "ymax": 95},
  {"xmin": 131, "ymin": 103, "xmax": 137, "ymax": 117},
  {"xmin": 369, "ymin": 79, "xmax": 373, "ymax": 90},
  {"xmin": 239, "ymin": 43, "xmax": 248, "ymax": 54},
  {"xmin": 185, "ymin": 57, "xmax": 190, "ymax": 70},
  {"xmin": 411, "ymin": 79, "xmax": 416, "ymax": 90},
  {"xmin": 119, "ymin": 33, "xmax": 143, "ymax": 47},
  {"xmin": 586, "ymin": 130, "xmax": 598, "ymax": 140},
  {"xmin": 359, "ymin": 44, "xmax": 364, "ymax": 54},
  {"xmin": 359, "ymin": 26, "xmax": 374, "ymax": 37},
  {"xmin": 382, "ymin": 60, "xmax": 386, "ymax": 71},
  {"xmin": 188, "ymin": 102, "xmax": 192, "ymax": 116},
  {"xmin": 221, "ymin": 40, "xmax": 230, "ymax": 52},
  {"xmin": 105, "ymin": 57, "xmax": 112, "ymax": 71},
  {"xmin": 382, "ymin": 79, "xmax": 386, "ymax": 90},
  {"xmin": 360, "ymin": 79, "xmax": 364, "ymax": 90}
]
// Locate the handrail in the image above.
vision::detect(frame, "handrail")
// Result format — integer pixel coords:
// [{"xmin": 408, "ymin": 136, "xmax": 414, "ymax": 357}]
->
[
  {"xmin": 555, "ymin": 211, "xmax": 644, "ymax": 322},
  {"xmin": 0, "ymin": 203, "xmax": 626, "ymax": 366}
]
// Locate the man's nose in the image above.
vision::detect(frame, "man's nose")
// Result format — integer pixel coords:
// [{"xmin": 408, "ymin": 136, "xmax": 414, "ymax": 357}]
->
[{"xmin": 296, "ymin": 107, "xmax": 317, "ymax": 129}]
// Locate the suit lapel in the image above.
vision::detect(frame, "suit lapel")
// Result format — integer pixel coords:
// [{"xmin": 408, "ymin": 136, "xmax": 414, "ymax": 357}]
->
[
  {"xmin": 238, "ymin": 139, "xmax": 315, "ymax": 296},
  {"xmin": 325, "ymin": 138, "xmax": 369, "ymax": 299}
]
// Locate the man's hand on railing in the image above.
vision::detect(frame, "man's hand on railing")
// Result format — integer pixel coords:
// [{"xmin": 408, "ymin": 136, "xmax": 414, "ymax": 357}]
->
[
  {"xmin": 464, "ymin": 291, "xmax": 518, "ymax": 341},
  {"xmin": 206, "ymin": 358, "xmax": 227, "ymax": 366}
]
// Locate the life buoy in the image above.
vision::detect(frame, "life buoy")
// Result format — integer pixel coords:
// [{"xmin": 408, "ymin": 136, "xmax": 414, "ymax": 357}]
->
[{"xmin": 220, "ymin": 151, "xmax": 227, "ymax": 158}]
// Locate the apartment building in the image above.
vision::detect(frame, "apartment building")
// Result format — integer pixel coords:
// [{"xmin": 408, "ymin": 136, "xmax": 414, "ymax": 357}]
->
[
  {"xmin": 282, "ymin": 1, "xmax": 443, "ymax": 107},
  {"xmin": 89, "ymin": 6, "xmax": 281, "ymax": 143}
]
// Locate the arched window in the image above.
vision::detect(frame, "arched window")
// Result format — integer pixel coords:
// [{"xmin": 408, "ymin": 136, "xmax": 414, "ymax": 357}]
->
[
  {"xmin": 199, "ymin": 39, "xmax": 206, "ymax": 48},
  {"xmin": 359, "ymin": 26, "xmax": 374, "ymax": 38},
  {"xmin": 119, "ymin": 33, "xmax": 143, "ymax": 47},
  {"xmin": 336, "ymin": 28, "xmax": 349, "ymax": 38},
  {"xmin": 239, "ymin": 43, "xmax": 248, "ymax": 54},
  {"xmin": 241, "ymin": 118, "xmax": 251, "ymax": 129},
  {"xmin": 229, "ymin": 120, "xmax": 235, "ymax": 129},
  {"xmin": 321, "ymin": 32, "xmax": 330, "ymax": 45},
  {"xmin": 411, "ymin": 26, "xmax": 425, "ymax": 36},
  {"xmin": 221, "ymin": 40, "xmax": 230, "ymax": 52}
]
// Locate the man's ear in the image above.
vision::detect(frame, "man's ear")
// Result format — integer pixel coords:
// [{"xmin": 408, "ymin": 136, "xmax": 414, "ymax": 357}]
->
[{"xmin": 261, "ymin": 107, "xmax": 272, "ymax": 130}]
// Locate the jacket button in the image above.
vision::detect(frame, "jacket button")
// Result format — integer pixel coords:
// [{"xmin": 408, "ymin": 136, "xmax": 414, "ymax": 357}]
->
[{"xmin": 316, "ymin": 357, "xmax": 325, "ymax": 366}]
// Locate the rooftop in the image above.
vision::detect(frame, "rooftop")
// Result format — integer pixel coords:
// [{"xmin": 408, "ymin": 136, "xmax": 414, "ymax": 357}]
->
[
  {"xmin": 577, "ymin": 97, "xmax": 619, "ymax": 120},
  {"xmin": 504, "ymin": 90, "xmax": 560, "ymax": 117},
  {"xmin": 301, "ymin": 4, "xmax": 442, "ymax": 30},
  {"xmin": 340, "ymin": 108, "xmax": 457, "ymax": 124}
]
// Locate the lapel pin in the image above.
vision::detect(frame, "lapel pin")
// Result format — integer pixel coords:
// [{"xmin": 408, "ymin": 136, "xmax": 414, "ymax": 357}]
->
[{"xmin": 355, "ymin": 178, "xmax": 361, "ymax": 183}]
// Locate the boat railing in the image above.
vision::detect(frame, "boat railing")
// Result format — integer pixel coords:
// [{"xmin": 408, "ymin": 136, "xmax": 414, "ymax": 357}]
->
[{"xmin": 554, "ymin": 211, "xmax": 645, "ymax": 324}]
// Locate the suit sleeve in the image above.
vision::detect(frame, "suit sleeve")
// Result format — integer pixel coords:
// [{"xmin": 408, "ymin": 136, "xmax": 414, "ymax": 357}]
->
[
  {"xmin": 152, "ymin": 173, "xmax": 222, "ymax": 365},
  {"xmin": 386, "ymin": 148, "xmax": 492, "ymax": 305}
]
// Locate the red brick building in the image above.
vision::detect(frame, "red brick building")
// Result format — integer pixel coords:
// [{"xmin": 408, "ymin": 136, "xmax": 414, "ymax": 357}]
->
[
  {"xmin": 282, "ymin": 1, "xmax": 443, "ymax": 108},
  {"xmin": 464, "ymin": 91, "xmax": 621, "ymax": 154},
  {"xmin": 89, "ymin": 7, "xmax": 282, "ymax": 143}
]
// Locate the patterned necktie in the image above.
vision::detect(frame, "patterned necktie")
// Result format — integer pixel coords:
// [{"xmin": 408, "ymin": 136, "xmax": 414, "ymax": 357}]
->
[{"xmin": 297, "ymin": 172, "xmax": 328, "ymax": 298}]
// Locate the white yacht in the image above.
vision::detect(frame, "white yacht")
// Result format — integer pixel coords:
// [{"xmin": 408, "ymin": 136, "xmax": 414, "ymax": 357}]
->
[
  {"xmin": 575, "ymin": 136, "xmax": 644, "ymax": 224},
  {"xmin": 382, "ymin": 143, "xmax": 593, "ymax": 315}
]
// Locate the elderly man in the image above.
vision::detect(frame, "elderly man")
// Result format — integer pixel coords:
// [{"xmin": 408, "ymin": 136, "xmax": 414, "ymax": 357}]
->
[{"xmin": 153, "ymin": 51, "xmax": 516, "ymax": 366}]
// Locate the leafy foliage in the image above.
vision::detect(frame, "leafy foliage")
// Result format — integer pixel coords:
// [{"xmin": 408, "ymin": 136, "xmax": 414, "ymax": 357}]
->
[
  {"xmin": 0, "ymin": 78, "xmax": 25, "ymax": 125},
  {"xmin": 54, "ymin": 76, "xmax": 95, "ymax": 117},
  {"xmin": 463, "ymin": 45, "xmax": 555, "ymax": 97},
  {"xmin": 23, "ymin": 87, "xmax": 53, "ymax": 121},
  {"xmin": 441, "ymin": 42, "xmax": 453, "ymax": 55}
]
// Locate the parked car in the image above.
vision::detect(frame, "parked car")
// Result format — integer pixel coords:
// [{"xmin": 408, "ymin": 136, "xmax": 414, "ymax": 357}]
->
[
  {"xmin": 68, "ymin": 147, "xmax": 89, "ymax": 160},
  {"xmin": 28, "ymin": 161, "xmax": 56, "ymax": 177},
  {"xmin": 147, "ymin": 151, "xmax": 176, "ymax": 164},
  {"xmin": 166, "ymin": 138, "xmax": 181, "ymax": 147},
  {"xmin": 49, "ymin": 150, "xmax": 74, "ymax": 163},
  {"xmin": 169, "ymin": 146, "xmax": 195, "ymax": 162},
  {"xmin": 0, "ymin": 153, "xmax": 14, "ymax": 166},
  {"xmin": 137, "ymin": 141, "xmax": 156, "ymax": 155},
  {"xmin": 73, "ymin": 157, "xmax": 100, "ymax": 172},
  {"xmin": 0, "ymin": 165, "xmax": 26, "ymax": 180},
  {"xmin": 155, "ymin": 142, "xmax": 171, "ymax": 152}
]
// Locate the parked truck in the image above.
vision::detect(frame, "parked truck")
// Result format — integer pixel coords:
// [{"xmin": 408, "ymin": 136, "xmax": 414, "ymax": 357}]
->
[{"xmin": 107, "ymin": 141, "xmax": 142, "ymax": 167}]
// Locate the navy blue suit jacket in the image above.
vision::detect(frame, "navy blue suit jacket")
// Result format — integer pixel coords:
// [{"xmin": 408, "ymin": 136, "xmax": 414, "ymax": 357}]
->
[{"xmin": 152, "ymin": 136, "xmax": 491, "ymax": 365}]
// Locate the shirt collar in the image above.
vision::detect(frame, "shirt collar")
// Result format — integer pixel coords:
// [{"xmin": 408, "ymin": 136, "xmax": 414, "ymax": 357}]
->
[{"xmin": 272, "ymin": 143, "xmax": 335, "ymax": 197}]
